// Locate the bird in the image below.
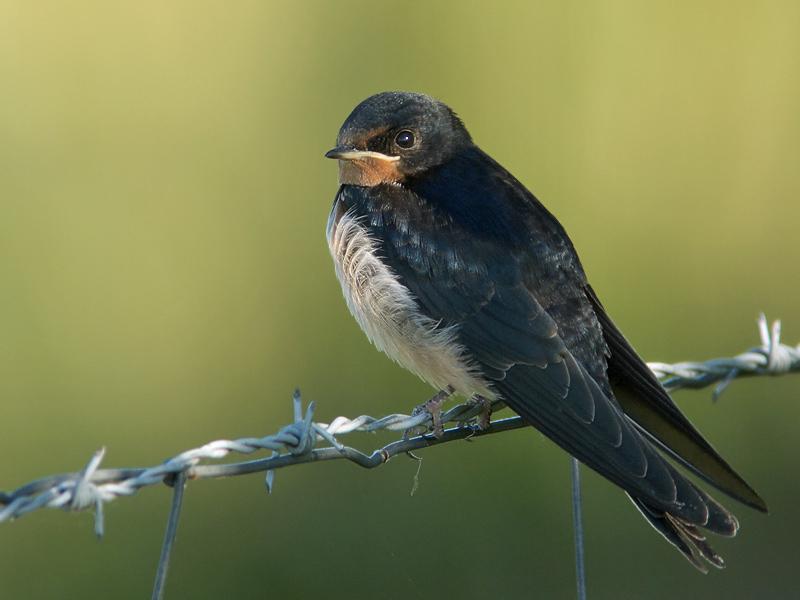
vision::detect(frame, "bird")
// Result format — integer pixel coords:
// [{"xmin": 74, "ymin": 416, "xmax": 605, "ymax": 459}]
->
[{"xmin": 324, "ymin": 91, "xmax": 766, "ymax": 571}]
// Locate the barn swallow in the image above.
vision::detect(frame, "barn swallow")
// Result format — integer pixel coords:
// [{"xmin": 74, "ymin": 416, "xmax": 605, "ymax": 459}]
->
[{"xmin": 325, "ymin": 91, "xmax": 766, "ymax": 570}]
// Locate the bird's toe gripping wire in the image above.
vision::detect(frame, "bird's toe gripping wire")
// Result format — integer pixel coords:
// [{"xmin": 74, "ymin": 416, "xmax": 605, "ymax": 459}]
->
[{"xmin": 406, "ymin": 386, "xmax": 455, "ymax": 439}]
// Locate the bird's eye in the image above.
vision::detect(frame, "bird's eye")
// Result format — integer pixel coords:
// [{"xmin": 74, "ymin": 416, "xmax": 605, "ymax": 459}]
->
[{"xmin": 394, "ymin": 130, "xmax": 416, "ymax": 149}]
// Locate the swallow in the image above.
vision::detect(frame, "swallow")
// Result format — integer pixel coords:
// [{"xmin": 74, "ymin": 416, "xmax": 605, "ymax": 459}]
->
[{"xmin": 324, "ymin": 91, "xmax": 766, "ymax": 571}]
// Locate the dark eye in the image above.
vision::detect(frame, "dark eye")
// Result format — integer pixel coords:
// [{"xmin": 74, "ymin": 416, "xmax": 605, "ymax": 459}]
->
[{"xmin": 394, "ymin": 130, "xmax": 415, "ymax": 149}]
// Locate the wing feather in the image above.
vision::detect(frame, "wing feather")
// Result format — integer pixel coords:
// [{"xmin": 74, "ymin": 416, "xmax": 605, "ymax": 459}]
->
[{"xmin": 334, "ymin": 148, "xmax": 754, "ymax": 568}]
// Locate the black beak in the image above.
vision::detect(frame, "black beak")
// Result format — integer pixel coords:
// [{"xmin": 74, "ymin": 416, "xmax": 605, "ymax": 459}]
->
[{"xmin": 325, "ymin": 146, "xmax": 351, "ymax": 159}]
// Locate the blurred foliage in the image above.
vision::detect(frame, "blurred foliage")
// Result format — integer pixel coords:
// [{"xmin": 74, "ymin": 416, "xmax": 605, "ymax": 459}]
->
[{"xmin": 0, "ymin": 1, "xmax": 798, "ymax": 598}]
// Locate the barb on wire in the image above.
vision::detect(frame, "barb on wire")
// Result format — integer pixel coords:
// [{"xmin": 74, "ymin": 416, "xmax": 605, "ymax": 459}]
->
[
  {"xmin": 649, "ymin": 313, "xmax": 798, "ymax": 397},
  {"xmin": 1, "ymin": 314, "xmax": 798, "ymax": 533}
]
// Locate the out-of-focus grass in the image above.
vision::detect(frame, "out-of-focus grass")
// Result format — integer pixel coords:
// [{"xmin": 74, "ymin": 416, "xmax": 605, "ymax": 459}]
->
[{"xmin": 0, "ymin": 2, "xmax": 798, "ymax": 598}]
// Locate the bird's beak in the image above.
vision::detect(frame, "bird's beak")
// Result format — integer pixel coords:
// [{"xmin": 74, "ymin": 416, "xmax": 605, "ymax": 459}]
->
[{"xmin": 325, "ymin": 146, "xmax": 400, "ymax": 162}]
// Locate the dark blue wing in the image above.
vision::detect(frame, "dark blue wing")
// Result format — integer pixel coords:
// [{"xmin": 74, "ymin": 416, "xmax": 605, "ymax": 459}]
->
[{"xmin": 334, "ymin": 148, "xmax": 741, "ymax": 568}]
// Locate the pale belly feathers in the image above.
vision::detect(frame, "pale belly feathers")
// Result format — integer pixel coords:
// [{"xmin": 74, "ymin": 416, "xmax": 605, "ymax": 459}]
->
[{"xmin": 326, "ymin": 204, "xmax": 495, "ymax": 401}]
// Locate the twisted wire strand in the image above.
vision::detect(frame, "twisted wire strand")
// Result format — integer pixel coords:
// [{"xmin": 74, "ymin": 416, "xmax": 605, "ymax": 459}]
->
[{"xmin": 1, "ymin": 314, "xmax": 797, "ymax": 536}]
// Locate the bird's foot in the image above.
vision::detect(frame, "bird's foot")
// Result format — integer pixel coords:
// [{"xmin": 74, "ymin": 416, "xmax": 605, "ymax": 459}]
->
[
  {"xmin": 469, "ymin": 395, "xmax": 493, "ymax": 430},
  {"xmin": 407, "ymin": 386, "xmax": 454, "ymax": 439}
]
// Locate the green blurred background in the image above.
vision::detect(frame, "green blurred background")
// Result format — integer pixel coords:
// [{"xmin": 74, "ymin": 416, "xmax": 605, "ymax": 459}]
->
[{"xmin": 1, "ymin": 1, "xmax": 798, "ymax": 598}]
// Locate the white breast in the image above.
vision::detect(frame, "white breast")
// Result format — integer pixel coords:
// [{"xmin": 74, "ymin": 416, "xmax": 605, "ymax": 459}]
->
[{"xmin": 326, "ymin": 205, "xmax": 495, "ymax": 400}]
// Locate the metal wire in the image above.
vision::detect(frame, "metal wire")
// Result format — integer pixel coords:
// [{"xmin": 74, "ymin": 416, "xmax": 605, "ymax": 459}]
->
[
  {"xmin": 152, "ymin": 471, "xmax": 187, "ymax": 600},
  {"xmin": 571, "ymin": 457, "xmax": 587, "ymax": 600},
  {"xmin": 0, "ymin": 313, "xmax": 797, "ymax": 599},
  {"xmin": 1, "ymin": 314, "xmax": 797, "ymax": 530}
]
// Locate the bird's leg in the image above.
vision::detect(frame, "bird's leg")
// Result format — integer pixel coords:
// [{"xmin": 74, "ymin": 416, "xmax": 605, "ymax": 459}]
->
[
  {"xmin": 469, "ymin": 394, "xmax": 493, "ymax": 430},
  {"xmin": 409, "ymin": 385, "xmax": 454, "ymax": 439}
]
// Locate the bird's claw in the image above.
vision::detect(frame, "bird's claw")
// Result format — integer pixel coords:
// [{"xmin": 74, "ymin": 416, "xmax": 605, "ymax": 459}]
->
[
  {"xmin": 470, "ymin": 395, "xmax": 493, "ymax": 430},
  {"xmin": 406, "ymin": 387, "xmax": 454, "ymax": 439}
]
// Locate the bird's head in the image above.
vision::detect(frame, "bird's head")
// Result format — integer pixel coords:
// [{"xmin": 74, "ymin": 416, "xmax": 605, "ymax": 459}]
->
[{"xmin": 325, "ymin": 91, "xmax": 472, "ymax": 186}]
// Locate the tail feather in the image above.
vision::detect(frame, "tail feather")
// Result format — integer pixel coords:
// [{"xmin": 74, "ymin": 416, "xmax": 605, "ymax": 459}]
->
[
  {"xmin": 629, "ymin": 492, "xmax": 734, "ymax": 572},
  {"xmin": 585, "ymin": 284, "xmax": 768, "ymax": 513},
  {"xmin": 661, "ymin": 459, "xmax": 740, "ymax": 536},
  {"xmin": 497, "ymin": 356, "xmax": 745, "ymax": 569},
  {"xmin": 629, "ymin": 458, "xmax": 739, "ymax": 572}
]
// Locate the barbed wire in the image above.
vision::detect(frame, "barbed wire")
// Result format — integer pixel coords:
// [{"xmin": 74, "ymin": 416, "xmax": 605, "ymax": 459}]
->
[
  {"xmin": 1, "ymin": 314, "xmax": 798, "ymax": 532},
  {"xmin": 2, "ymin": 313, "xmax": 798, "ymax": 599}
]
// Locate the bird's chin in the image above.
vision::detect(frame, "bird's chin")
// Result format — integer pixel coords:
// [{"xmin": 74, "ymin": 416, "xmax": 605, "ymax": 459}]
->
[{"xmin": 338, "ymin": 158, "xmax": 404, "ymax": 187}]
